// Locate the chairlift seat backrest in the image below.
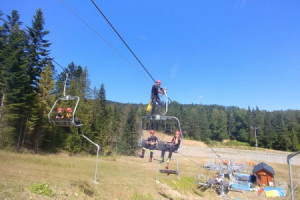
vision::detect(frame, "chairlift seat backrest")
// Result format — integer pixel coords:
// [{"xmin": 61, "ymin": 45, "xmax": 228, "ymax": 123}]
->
[
  {"xmin": 139, "ymin": 115, "xmax": 183, "ymax": 153},
  {"xmin": 48, "ymin": 95, "xmax": 82, "ymax": 127}
]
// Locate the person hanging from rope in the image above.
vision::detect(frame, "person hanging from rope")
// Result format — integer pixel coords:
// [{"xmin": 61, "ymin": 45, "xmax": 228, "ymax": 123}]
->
[
  {"xmin": 54, "ymin": 107, "xmax": 63, "ymax": 118},
  {"xmin": 151, "ymin": 80, "xmax": 164, "ymax": 116},
  {"xmin": 139, "ymin": 130, "xmax": 158, "ymax": 162},
  {"xmin": 160, "ymin": 131, "xmax": 181, "ymax": 168}
]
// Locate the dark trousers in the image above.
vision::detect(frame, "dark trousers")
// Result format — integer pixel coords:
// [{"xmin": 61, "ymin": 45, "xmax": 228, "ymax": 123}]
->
[
  {"xmin": 142, "ymin": 144, "xmax": 156, "ymax": 158},
  {"xmin": 151, "ymin": 96, "xmax": 162, "ymax": 115},
  {"xmin": 161, "ymin": 143, "xmax": 178, "ymax": 159}
]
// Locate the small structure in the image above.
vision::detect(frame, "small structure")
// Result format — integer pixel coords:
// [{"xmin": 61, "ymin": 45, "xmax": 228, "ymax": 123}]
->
[{"xmin": 253, "ymin": 162, "xmax": 275, "ymax": 186}]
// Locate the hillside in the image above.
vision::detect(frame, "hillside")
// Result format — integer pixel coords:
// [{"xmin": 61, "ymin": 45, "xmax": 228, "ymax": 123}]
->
[{"xmin": 1, "ymin": 140, "xmax": 299, "ymax": 200}]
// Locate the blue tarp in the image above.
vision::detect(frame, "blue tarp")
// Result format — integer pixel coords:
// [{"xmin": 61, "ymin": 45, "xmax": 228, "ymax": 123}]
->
[
  {"xmin": 232, "ymin": 174, "xmax": 252, "ymax": 191},
  {"xmin": 232, "ymin": 181, "xmax": 251, "ymax": 191}
]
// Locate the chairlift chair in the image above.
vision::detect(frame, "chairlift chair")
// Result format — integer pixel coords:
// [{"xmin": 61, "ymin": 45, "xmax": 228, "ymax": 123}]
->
[
  {"xmin": 48, "ymin": 73, "xmax": 83, "ymax": 127},
  {"xmin": 138, "ymin": 88, "xmax": 183, "ymax": 153}
]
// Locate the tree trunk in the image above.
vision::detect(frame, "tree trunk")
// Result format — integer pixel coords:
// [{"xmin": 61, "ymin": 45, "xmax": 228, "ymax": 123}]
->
[
  {"xmin": 34, "ymin": 131, "xmax": 41, "ymax": 154},
  {"xmin": 17, "ymin": 112, "xmax": 25, "ymax": 150},
  {"xmin": 21, "ymin": 117, "xmax": 29, "ymax": 149},
  {"xmin": 0, "ymin": 95, "xmax": 4, "ymax": 148},
  {"xmin": 0, "ymin": 94, "xmax": 4, "ymax": 121}
]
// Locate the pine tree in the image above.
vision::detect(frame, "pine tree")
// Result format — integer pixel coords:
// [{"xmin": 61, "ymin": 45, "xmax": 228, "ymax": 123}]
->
[
  {"xmin": 198, "ymin": 106, "xmax": 211, "ymax": 142},
  {"xmin": 27, "ymin": 8, "xmax": 50, "ymax": 90},
  {"xmin": 95, "ymin": 83, "xmax": 110, "ymax": 154},
  {"xmin": 0, "ymin": 10, "xmax": 29, "ymax": 149},
  {"xmin": 119, "ymin": 106, "xmax": 138, "ymax": 155},
  {"xmin": 246, "ymin": 107, "xmax": 255, "ymax": 145},
  {"xmin": 210, "ymin": 107, "xmax": 228, "ymax": 141},
  {"xmin": 0, "ymin": 11, "xmax": 7, "ymax": 120},
  {"xmin": 22, "ymin": 9, "xmax": 51, "ymax": 150},
  {"xmin": 31, "ymin": 63, "xmax": 55, "ymax": 152}
]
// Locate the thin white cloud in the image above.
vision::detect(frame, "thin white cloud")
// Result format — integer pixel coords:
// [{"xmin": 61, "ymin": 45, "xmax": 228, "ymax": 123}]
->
[
  {"xmin": 170, "ymin": 64, "xmax": 179, "ymax": 79},
  {"xmin": 198, "ymin": 95, "xmax": 204, "ymax": 100}
]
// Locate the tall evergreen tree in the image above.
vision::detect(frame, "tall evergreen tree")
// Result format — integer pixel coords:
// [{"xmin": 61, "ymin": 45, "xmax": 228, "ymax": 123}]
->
[
  {"xmin": 210, "ymin": 107, "xmax": 228, "ymax": 141},
  {"xmin": 31, "ymin": 63, "xmax": 55, "ymax": 152},
  {"xmin": 118, "ymin": 106, "xmax": 138, "ymax": 155},
  {"xmin": 27, "ymin": 8, "xmax": 50, "ymax": 89},
  {"xmin": 0, "ymin": 11, "xmax": 29, "ymax": 149},
  {"xmin": 95, "ymin": 84, "xmax": 110, "ymax": 154},
  {"xmin": 0, "ymin": 11, "xmax": 7, "ymax": 120},
  {"xmin": 22, "ymin": 9, "xmax": 51, "ymax": 150}
]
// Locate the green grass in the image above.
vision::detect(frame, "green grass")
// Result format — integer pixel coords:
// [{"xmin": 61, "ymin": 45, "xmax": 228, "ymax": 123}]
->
[
  {"xmin": 29, "ymin": 183, "xmax": 54, "ymax": 197},
  {"xmin": 0, "ymin": 150, "xmax": 297, "ymax": 200},
  {"xmin": 130, "ymin": 190, "xmax": 154, "ymax": 200},
  {"xmin": 166, "ymin": 177, "xmax": 195, "ymax": 193},
  {"xmin": 222, "ymin": 140, "xmax": 250, "ymax": 147}
]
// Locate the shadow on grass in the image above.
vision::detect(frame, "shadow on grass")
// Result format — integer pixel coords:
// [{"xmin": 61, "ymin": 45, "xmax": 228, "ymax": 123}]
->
[{"xmin": 70, "ymin": 180, "xmax": 96, "ymax": 197}]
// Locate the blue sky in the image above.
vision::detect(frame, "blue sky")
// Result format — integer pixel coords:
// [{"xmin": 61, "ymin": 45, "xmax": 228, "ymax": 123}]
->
[{"xmin": 2, "ymin": 0, "xmax": 300, "ymax": 111}]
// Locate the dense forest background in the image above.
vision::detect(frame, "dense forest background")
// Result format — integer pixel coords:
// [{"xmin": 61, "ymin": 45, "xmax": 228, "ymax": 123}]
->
[{"xmin": 1, "ymin": 9, "xmax": 300, "ymax": 155}]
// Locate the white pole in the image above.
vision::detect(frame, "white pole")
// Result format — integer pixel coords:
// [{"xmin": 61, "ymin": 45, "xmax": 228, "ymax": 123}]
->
[
  {"xmin": 251, "ymin": 127, "xmax": 259, "ymax": 162},
  {"xmin": 81, "ymin": 134, "xmax": 100, "ymax": 184}
]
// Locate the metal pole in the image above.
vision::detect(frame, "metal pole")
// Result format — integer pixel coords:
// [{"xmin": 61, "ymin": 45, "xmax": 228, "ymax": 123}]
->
[
  {"xmin": 63, "ymin": 73, "xmax": 68, "ymax": 97},
  {"xmin": 175, "ymin": 158, "xmax": 180, "ymax": 179},
  {"xmin": 287, "ymin": 151, "xmax": 300, "ymax": 200},
  {"xmin": 255, "ymin": 128, "xmax": 258, "ymax": 162},
  {"xmin": 155, "ymin": 160, "xmax": 160, "ymax": 183},
  {"xmin": 81, "ymin": 134, "xmax": 100, "ymax": 184},
  {"xmin": 251, "ymin": 127, "xmax": 259, "ymax": 162}
]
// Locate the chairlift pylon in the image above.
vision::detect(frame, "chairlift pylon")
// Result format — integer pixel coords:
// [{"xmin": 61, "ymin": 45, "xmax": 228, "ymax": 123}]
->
[{"xmin": 48, "ymin": 73, "xmax": 83, "ymax": 127}]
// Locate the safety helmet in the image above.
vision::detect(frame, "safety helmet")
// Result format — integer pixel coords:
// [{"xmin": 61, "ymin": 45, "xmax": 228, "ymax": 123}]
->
[
  {"xmin": 175, "ymin": 131, "xmax": 181, "ymax": 136},
  {"xmin": 150, "ymin": 130, "xmax": 155, "ymax": 135},
  {"xmin": 57, "ymin": 107, "xmax": 62, "ymax": 112},
  {"xmin": 156, "ymin": 80, "xmax": 161, "ymax": 85},
  {"xmin": 66, "ymin": 107, "xmax": 72, "ymax": 112}
]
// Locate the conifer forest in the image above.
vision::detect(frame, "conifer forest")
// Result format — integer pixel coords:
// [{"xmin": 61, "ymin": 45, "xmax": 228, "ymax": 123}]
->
[{"xmin": 1, "ymin": 9, "xmax": 300, "ymax": 155}]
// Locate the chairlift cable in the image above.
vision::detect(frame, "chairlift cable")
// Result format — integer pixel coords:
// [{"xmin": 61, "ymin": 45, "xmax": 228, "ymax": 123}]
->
[
  {"xmin": 65, "ymin": 0, "xmax": 221, "ymax": 163},
  {"xmin": 2, "ymin": 10, "xmax": 223, "ymax": 161},
  {"xmin": 205, "ymin": 143, "xmax": 224, "ymax": 162},
  {"xmin": 89, "ymin": 0, "xmax": 156, "ymax": 83},
  {"xmin": 88, "ymin": 0, "xmax": 173, "ymax": 103},
  {"xmin": 0, "ymin": 15, "xmax": 113, "ymax": 99},
  {"xmin": 59, "ymin": 0, "xmax": 152, "ymax": 84}
]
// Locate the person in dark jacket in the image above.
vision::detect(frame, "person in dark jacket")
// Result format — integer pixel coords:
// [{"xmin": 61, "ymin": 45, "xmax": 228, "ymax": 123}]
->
[
  {"xmin": 151, "ymin": 80, "xmax": 163, "ymax": 116},
  {"xmin": 160, "ymin": 131, "xmax": 181, "ymax": 168},
  {"xmin": 54, "ymin": 107, "xmax": 63, "ymax": 118},
  {"xmin": 140, "ymin": 130, "xmax": 158, "ymax": 162}
]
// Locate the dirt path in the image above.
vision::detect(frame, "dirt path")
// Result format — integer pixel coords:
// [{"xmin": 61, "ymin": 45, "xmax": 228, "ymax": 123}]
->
[{"xmin": 142, "ymin": 130, "xmax": 300, "ymax": 166}]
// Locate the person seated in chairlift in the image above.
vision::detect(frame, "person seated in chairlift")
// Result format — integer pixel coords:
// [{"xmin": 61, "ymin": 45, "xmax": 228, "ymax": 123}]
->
[
  {"xmin": 54, "ymin": 107, "xmax": 63, "ymax": 119},
  {"xmin": 139, "ymin": 130, "xmax": 158, "ymax": 162},
  {"xmin": 65, "ymin": 107, "xmax": 73, "ymax": 119},
  {"xmin": 65, "ymin": 107, "xmax": 81, "ymax": 125},
  {"xmin": 160, "ymin": 131, "xmax": 181, "ymax": 168},
  {"xmin": 151, "ymin": 80, "xmax": 164, "ymax": 116}
]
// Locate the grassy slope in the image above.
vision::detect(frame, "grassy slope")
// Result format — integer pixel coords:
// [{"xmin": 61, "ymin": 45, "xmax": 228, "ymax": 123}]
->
[{"xmin": 0, "ymin": 149, "xmax": 299, "ymax": 200}]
